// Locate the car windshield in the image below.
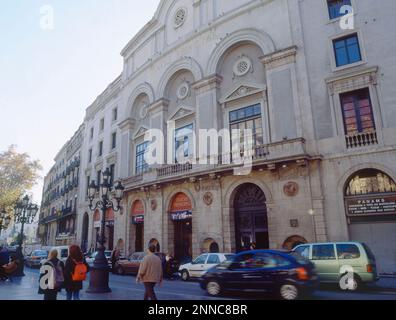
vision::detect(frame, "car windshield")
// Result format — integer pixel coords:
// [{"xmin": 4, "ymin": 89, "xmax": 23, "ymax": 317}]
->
[{"xmin": 225, "ymin": 254, "xmax": 235, "ymax": 261}]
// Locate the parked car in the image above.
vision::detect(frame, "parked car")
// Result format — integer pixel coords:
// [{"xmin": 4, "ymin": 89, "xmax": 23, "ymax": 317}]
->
[
  {"xmin": 293, "ymin": 242, "xmax": 378, "ymax": 291},
  {"xmin": 200, "ymin": 250, "xmax": 319, "ymax": 300},
  {"xmin": 115, "ymin": 252, "xmax": 168, "ymax": 275},
  {"xmin": 85, "ymin": 250, "xmax": 113, "ymax": 267},
  {"xmin": 25, "ymin": 250, "xmax": 49, "ymax": 268},
  {"xmin": 179, "ymin": 253, "xmax": 235, "ymax": 281},
  {"xmin": 40, "ymin": 246, "xmax": 69, "ymax": 266}
]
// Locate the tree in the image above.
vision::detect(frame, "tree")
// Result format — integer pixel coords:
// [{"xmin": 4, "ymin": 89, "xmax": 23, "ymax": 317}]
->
[{"xmin": 0, "ymin": 145, "xmax": 42, "ymax": 213}]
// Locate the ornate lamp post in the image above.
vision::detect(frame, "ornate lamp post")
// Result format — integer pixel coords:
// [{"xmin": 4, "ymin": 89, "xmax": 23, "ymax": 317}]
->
[
  {"xmin": 0, "ymin": 209, "xmax": 12, "ymax": 236},
  {"xmin": 86, "ymin": 168, "xmax": 124, "ymax": 293},
  {"xmin": 13, "ymin": 195, "xmax": 39, "ymax": 277}
]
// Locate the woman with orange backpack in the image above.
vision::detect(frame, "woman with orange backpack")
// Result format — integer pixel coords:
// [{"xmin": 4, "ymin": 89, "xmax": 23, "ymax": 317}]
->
[{"xmin": 64, "ymin": 245, "xmax": 90, "ymax": 300}]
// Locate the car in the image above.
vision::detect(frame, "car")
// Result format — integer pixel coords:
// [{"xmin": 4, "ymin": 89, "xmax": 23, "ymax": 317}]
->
[
  {"xmin": 293, "ymin": 241, "xmax": 379, "ymax": 291},
  {"xmin": 115, "ymin": 252, "xmax": 167, "ymax": 275},
  {"xmin": 85, "ymin": 250, "xmax": 113, "ymax": 267},
  {"xmin": 25, "ymin": 250, "xmax": 49, "ymax": 268},
  {"xmin": 199, "ymin": 250, "xmax": 319, "ymax": 300},
  {"xmin": 40, "ymin": 246, "xmax": 70, "ymax": 266},
  {"xmin": 179, "ymin": 253, "xmax": 235, "ymax": 281}
]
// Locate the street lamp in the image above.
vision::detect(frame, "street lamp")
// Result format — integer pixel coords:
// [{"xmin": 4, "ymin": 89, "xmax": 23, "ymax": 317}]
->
[
  {"xmin": 13, "ymin": 196, "xmax": 39, "ymax": 277},
  {"xmin": 308, "ymin": 209, "xmax": 317, "ymax": 242},
  {"xmin": 86, "ymin": 168, "xmax": 124, "ymax": 293},
  {"xmin": 0, "ymin": 209, "xmax": 11, "ymax": 235}
]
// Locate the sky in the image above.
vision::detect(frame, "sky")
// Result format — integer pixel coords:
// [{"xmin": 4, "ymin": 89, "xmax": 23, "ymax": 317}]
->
[{"xmin": 0, "ymin": 0, "xmax": 160, "ymax": 204}]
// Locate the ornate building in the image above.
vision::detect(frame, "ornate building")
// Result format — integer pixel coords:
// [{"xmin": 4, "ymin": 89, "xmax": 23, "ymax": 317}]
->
[{"xmin": 40, "ymin": 0, "xmax": 396, "ymax": 274}]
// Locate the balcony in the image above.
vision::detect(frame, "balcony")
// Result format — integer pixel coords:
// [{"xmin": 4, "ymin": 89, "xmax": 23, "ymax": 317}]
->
[
  {"xmin": 346, "ymin": 131, "xmax": 378, "ymax": 149},
  {"xmin": 123, "ymin": 138, "xmax": 312, "ymax": 190}
]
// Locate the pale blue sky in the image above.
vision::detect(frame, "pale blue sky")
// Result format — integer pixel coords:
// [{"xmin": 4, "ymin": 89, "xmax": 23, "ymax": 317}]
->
[{"xmin": 0, "ymin": 0, "xmax": 160, "ymax": 203}]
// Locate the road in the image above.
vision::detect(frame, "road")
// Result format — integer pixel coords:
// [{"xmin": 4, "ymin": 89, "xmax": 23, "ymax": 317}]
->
[{"xmin": 1, "ymin": 267, "xmax": 396, "ymax": 300}]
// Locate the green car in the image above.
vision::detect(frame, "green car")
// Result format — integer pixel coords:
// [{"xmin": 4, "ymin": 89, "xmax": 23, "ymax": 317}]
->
[{"xmin": 293, "ymin": 242, "xmax": 379, "ymax": 291}]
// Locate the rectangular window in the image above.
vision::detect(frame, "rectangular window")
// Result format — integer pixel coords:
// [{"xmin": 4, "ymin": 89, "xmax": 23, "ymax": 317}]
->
[
  {"xmin": 229, "ymin": 104, "xmax": 263, "ymax": 147},
  {"xmin": 109, "ymin": 164, "xmax": 115, "ymax": 185},
  {"xmin": 112, "ymin": 108, "xmax": 118, "ymax": 121},
  {"xmin": 97, "ymin": 170, "xmax": 102, "ymax": 187},
  {"xmin": 111, "ymin": 132, "xmax": 117, "ymax": 149},
  {"xmin": 340, "ymin": 88, "xmax": 375, "ymax": 135},
  {"xmin": 312, "ymin": 244, "xmax": 336, "ymax": 260},
  {"xmin": 174, "ymin": 124, "xmax": 194, "ymax": 162},
  {"xmin": 86, "ymin": 176, "xmax": 90, "ymax": 196},
  {"xmin": 90, "ymin": 127, "xmax": 94, "ymax": 139},
  {"xmin": 100, "ymin": 118, "xmax": 105, "ymax": 131},
  {"xmin": 136, "ymin": 142, "xmax": 149, "ymax": 174},
  {"xmin": 88, "ymin": 149, "xmax": 92, "ymax": 163},
  {"xmin": 327, "ymin": 0, "xmax": 352, "ymax": 20},
  {"xmin": 333, "ymin": 34, "xmax": 361, "ymax": 67},
  {"xmin": 98, "ymin": 141, "xmax": 103, "ymax": 157}
]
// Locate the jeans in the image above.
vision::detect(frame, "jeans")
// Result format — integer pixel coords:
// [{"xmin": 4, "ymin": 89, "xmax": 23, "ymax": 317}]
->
[
  {"xmin": 143, "ymin": 282, "xmax": 157, "ymax": 301},
  {"xmin": 66, "ymin": 290, "xmax": 80, "ymax": 300}
]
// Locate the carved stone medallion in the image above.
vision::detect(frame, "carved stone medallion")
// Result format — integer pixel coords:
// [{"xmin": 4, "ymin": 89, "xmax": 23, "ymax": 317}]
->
[{"xmin": 283, "ymin": 181, "xmax": 299, "ymax": 197}]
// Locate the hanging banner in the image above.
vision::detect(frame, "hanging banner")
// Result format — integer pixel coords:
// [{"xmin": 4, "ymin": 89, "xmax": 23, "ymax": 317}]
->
[
  {"xmin": 132, "ymin": 215, "xmax": 144, "ymax": 225},
  {"xmin": 171, "ymin": 210, "xmax": 192, "ymax": 221}
]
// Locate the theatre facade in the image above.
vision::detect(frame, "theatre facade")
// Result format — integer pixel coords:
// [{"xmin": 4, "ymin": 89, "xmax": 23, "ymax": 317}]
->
[{"xmin": 63, "ymin": 0, "xmax": 396, "ymax": 274}]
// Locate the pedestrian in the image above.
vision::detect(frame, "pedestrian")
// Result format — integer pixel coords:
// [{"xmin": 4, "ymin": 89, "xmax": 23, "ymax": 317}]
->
[
  {"xmin": 165, "ymin": 253, "xmax": 175, "ymax": 279},
  {"xmin": 0, "ymin": 254, "xmax": 19, "ymax": 281},
  {"xmin": 136, "ymin": 244, "xmax": 163, "ymax": 300},
  {"xmin": 38, "ymin": 249, "xmax": 64, "ymax": 300},
  {"xmin": 0, "ymin": 245, "xmax": 10, "ymax": 266},
  {"xmin": 63, "ymin": 245, "xmax": 90, "ymax": 300},
  {"xmin": 249, "ymin": 242, "xmax": 257, "ymax": 250},
  {"xmin": 110, "ymin": 248, "xmax": 120, "ymax": 273}
]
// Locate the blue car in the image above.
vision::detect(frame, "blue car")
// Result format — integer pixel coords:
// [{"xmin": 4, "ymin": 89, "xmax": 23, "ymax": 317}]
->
[{"xmin": 199, "ymin": 250, "xmax": 319, "ymax": 300}]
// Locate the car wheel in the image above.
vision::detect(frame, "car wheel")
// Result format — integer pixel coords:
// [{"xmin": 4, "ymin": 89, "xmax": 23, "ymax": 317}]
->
[
  {"xmin": 117, "ymin": 266, "xmax": 125, "ymax": 275},
  {"xmin": 181, "ymin": 270, "xmax": 190, "ymax": 281},
  {"xmin": 280, "ymin": 284, "xmax": 299, "ymax": 300},
  {"xmin": 206, "ymin": 281, "xmax": 222, "ymax": 297},
  {"xmin": 339, "ymin": 274, "xmax": 361, "ymax": 291}
]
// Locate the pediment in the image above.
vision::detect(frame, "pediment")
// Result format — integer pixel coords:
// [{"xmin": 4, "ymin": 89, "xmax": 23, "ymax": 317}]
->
[
  {"xmin": 220, "ymin": 83, "xmax": 266, "ymax": 104},
  {"xmin": 169, "ymin": 107, "xmax": 195, "ymax": 121},
  {"xmin": 134, "ymin": 126, "xmax": 148, "ymax": 139}
]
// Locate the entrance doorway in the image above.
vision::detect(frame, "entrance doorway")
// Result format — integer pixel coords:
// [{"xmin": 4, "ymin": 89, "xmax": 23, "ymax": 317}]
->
[
  {"xmin": 81, "ymin": 213, "xmax": 89, "ymax": 253},
  {"xmin": 170, "ymin": 192, "xmax": 193, "ymax": 264},
  {"xmin": 131, "ymin": 200, "xmax": 145, "ymax": 253},
  {"xmin": 135, "ymin": 224, "xmax": 144, "ymax": 252},
  {"xmin": 234, "ymin": 183, "xmax": 269, "ymax": 252}
]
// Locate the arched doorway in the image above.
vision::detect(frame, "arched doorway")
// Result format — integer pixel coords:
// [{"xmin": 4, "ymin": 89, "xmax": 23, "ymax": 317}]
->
[
  {"xmin": 282, "ymin": 235, "xmax": 307, "ymax": 250},
  {"xmin": 170, "ymin": 192, "xmax": 193, "ymax": 263},
  {"xmin": 202, "ymin": 238, "xmax": 220, "ymax": 253},
  {"xmin": 81, "ymin": 213, "xmax": 89, "ymax": 253},
  {"xmin": 116, "ymin": 239, "xmax": 125, "ymax": 255},
  {"xmin": 105, "ymin": 209, "xmax": 114, "ymax": 251},
  {"xmin": 344, "ymin": 169, "xmax": 396, "ymax": 274},
  {"xmin": 234, "ymin": 183, "xmax": 269, "ymax": 252},
  {"xmin": 131, "ymin": 200, "xmax": 145, "ymax": 253}
]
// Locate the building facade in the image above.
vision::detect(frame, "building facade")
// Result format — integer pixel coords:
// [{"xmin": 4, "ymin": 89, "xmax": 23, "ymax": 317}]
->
[
  {"xmin": 42, "ymin": 0, "xmax": 396, "ymax": 274},
  {"xmin": 38, "ymin": 125, "xmax": 84, "ymax": 246}
]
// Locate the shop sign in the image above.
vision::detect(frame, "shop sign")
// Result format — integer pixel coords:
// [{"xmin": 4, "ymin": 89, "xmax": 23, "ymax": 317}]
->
[
  {"xmin": 346, "ymin": 194, "xmax": 396, "ymax": 216},
  {"xmin": 132, "ymin": 214, "xmax": 144, "ymax": 225},
  {"xmin": 94, "ymin": 221, "xmax": 101, "ymax": 228},
  {"xmin": 171, "ymin": 210, "xmax": 192, "ymax": 221}
]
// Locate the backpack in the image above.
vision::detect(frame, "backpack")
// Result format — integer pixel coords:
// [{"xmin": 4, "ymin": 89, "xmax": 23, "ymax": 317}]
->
[
  {"xmin": 47, "ymin": 261, "xmax": 64, "ymax": 290},
  {"xmin": 72, "ymin": 260, "xmax": 88, "ymax": 282}
]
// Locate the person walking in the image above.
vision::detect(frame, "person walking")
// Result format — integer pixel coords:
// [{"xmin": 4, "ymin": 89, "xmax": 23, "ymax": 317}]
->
[
  {"xmin": 38, "ymin": 249, "xmax": 64, "ymax": 300},
  {"xmin": 136, "ymin": 244, "xmax": 163, "ymax": 300},
  {"xmin": 63, "ymin": 245, "xmax": 90, "ymax": 300},
  {"xmin": 0, "ymin": 254, "xmax": 19, "ymax": 281},
  {"xmin": 110, "ymin": 248, "xmax": 120, "ymax": 274}
]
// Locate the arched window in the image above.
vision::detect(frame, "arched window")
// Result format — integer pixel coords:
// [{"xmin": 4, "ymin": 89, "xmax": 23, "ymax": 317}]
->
[{"xmin": 345, "ymin": 169, "xmax": 396, "ymax": 196}]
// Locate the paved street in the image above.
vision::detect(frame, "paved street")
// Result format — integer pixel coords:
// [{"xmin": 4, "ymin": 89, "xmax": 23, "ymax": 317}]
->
[{"xmin": 1, "ymin": 267, "xmax": 396, "ymax": 301}]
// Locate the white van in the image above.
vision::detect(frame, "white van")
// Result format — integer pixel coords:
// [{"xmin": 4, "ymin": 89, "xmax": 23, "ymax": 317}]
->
[{"xmin": 40, "ymin": 246, "xmax": 70, "ymax": 265}]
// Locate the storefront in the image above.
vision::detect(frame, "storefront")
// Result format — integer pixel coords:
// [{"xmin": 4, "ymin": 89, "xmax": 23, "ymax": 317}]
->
[
  {"xmin": 344, "ymin": 169, "xmax": 396, "ymax": 274},
  {"xmin": 131, "ymin": 200, "xmax": 145, "ymax": 253},
  {"xmin": 170, "ymin": 192, "xmax": 193, "ymax": 263}
]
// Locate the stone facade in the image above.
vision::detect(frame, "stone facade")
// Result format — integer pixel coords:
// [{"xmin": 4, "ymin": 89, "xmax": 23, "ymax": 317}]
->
[{"xmin": 41, "ymin": 0, "xmax": 396, "ymax": 274}]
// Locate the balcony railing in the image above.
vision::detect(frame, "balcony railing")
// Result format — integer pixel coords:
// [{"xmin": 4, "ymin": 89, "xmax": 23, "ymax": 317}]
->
[
  {"xmin": 123, "ymin": 138, "xmax": 308, "ymax": 189},
  {"xmin": 346, "ymin": 131, "xmax": 378, "ymax": 149}
]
